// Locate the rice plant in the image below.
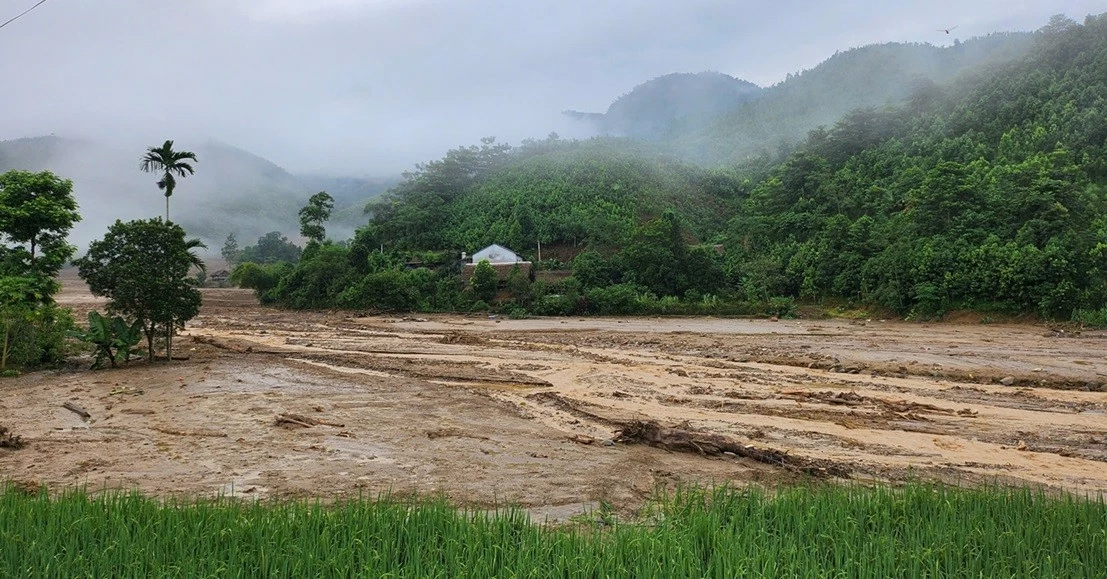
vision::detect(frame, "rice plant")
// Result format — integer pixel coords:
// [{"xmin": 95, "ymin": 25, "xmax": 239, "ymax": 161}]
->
[{"xmin": 0, "ymin": 482, "xmax": 1104, "ymax": 577}]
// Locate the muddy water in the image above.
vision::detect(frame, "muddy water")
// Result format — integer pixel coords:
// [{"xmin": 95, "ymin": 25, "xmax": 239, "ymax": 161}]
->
[{"xmin": 3, "ymin": 284, "xmax": 1106, "ymax": 513}]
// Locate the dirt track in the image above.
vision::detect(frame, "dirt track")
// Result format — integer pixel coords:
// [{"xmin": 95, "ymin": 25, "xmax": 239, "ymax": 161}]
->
[{"xmin": 3, "ymin": 281, "xmax": 1107, "ymax": 516}]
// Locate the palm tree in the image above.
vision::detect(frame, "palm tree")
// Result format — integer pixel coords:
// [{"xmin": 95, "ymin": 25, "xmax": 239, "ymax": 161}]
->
[{"xmin": 140, "ymin": 140, "xmax": 197, "ymax": 222}]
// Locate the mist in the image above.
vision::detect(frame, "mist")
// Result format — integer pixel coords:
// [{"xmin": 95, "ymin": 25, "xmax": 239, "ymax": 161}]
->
[{"xmin": 2, "ymin": 0, "xmax": 1101, "ymax": 176}]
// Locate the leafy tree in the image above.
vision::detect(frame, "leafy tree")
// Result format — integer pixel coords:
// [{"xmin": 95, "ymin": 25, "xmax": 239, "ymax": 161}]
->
[
  {"xmin": 0, "ymin": 170, "xmax": 80, "ymax": 370},
  {"xmin": 221, "ymin": 233, "xmax": 239, "ymax": 265},
  {"xmin": 299, "ymin": 191, "xmax": 335, "ymax": 243},
  {"xmin": 229, "ymin": 262, "xmax": 291, "ymax": 303},
  {"xmin": 571, "ymin": 250, "xmax": 617, "ymax": 289},
  {"xmin": 268, "ymin": 244, "xmax": 357, "ymax": 309},
  {"xmin": 505, "ymin": 264, "xmax": 532, "ymax": 304},
  {"xmin": 239, "ymin": 231, "xmax": 301, "ymax": 264},
  {"xmin": 140, "ymin": 140, "xmax": 197, "ymax": 222},
  {"xmin": 622, "ymin": 211, "xmax": 692, "ymax": 297},
  {"xmin": 470, "ymin": 260, "xmax": 498, "ymax": 302},
  {"xmin": 0, "ymin": 170, "xmax": 81, "ymax": 278},
  {"xmin": 74, "ymin": 219, "xmax": 204, "ymax": 363}
]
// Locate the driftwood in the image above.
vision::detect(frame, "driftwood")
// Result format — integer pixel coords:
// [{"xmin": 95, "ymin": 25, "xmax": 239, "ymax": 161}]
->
[
  {"xmin": 275, "ymin": 413, "xmax": 346, "ymax": 428},
  {"xmin": 62, "ymin": 402, "xmax": 91, "ymax": 420},
  {"xmin": 152, "ymin": 426, "xmax": 227, "ymax": 438},
  {"xmin": 0, "ymin": 425, "xmax": 25, "ymax": 449},
  {"xmin": 614, "ymin": 420, "xmax": 850, "ymax": 478},
  {"xmin": 425, "ymin": 427, "xmax": 490, "ymax": 441}
]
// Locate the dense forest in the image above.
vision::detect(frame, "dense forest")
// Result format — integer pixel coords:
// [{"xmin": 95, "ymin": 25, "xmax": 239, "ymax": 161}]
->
[{"xmin": 235, "ymin": 14, "xmax": 1107, "ymax": 322}]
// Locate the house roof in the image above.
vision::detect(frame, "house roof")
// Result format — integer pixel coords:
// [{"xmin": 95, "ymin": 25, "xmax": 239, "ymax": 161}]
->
[{"xmin": 474, "ymin": 243, "xmax": 516, "ymax": 255}]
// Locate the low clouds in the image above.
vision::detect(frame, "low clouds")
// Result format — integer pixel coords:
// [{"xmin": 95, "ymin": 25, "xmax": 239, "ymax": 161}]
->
[{"xmin": 1, "ymin": 0, "xmax": 1101, "ymax": 175}]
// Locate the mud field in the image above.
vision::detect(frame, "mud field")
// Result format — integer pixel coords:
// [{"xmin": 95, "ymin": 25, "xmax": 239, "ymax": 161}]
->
[{"xmin": 3, "ymin": 278, "xmax": 1107, "ymax": 516}]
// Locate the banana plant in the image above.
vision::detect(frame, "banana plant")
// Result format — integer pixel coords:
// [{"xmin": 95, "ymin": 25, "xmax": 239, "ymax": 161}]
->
[{"xmin": 68, "ymin": 311, "xmax": 145, "ymax": 369}]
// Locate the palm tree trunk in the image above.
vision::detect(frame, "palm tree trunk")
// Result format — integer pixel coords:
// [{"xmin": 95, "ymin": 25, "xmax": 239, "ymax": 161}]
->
[{"xmin": 166, "ymin": 195, "xmax": 170, "ymax": 222}]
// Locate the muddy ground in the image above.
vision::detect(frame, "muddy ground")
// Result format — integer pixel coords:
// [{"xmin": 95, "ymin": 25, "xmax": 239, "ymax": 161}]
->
[{"xmin": 2, "ymin": 277, "xmax": 1107, "ymax": 517}]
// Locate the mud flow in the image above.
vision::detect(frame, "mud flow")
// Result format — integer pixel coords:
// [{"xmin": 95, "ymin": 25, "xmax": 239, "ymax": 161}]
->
[{"xmin": 3, "ymin": 277, "xmax": 1106, "ymax": 517}]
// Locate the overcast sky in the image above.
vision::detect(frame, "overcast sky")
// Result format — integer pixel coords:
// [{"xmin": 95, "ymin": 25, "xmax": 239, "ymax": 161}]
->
[{"xmin": 0, "ymin": 0, "xmax": 1101, "ymax": 175}]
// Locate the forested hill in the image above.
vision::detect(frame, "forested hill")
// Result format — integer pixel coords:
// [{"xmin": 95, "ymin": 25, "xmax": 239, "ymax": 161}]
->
[
  {"xmin": 724, "ymin": 14, "xmax": 1107, "ymax": 319},
  {"xmin": 362, "ymin": 136, "xmax": 743, "ymax": 253},
  {"xmin": 564, "ymin": 72, "xmax": 763, "ymax": 140},
  {"xmin": 339, "ymin": 14, "xmax": 1107, "ymax": 321}
]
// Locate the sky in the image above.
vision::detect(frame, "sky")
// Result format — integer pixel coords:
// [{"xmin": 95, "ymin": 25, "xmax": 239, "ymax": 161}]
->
[{"xmin": 0, "ymin": 0, "xmax": 1102, "ymax": 176}]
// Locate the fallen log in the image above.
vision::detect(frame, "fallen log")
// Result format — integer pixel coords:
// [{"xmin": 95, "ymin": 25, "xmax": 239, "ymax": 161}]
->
[
  {"xmin": 152, "ymin": 426, "xmax": 227, "ymax": 438},
  {"xmin": 62, "ymin": 402, "xmax": 91, "ymax": 420},
  {"xmin": 274, "ymin": 413, "xmax": 346, "ymax": 428},
  {"xmin": 614, "ymin": 420, "xmax": 850, "ymax": 478},
  {"xmin": 275, "ymin": 414, "xmax": 315, "ymax": 428}
]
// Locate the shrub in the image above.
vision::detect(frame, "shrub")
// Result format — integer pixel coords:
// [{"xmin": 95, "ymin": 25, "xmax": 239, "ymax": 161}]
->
[
  {"xmin": 766, "ymin": 296, "xmax": 797, "ymax": 318},
  {"xmin": 336, "ymin": 270, "xmax": 419, "ymax": 311},
  {"xmin": 585, "ymin": 283, "xmax": 641, "ymax": 315}
]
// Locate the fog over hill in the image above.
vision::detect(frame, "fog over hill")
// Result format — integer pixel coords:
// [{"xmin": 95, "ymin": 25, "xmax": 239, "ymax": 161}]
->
[{"xmin": 0, "ymin": 136, "xmax": 393, "ymax": 251}]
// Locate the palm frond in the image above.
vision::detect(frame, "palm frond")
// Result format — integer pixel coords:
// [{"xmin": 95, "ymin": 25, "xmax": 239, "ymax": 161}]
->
[
  {"xmin": 185, "ymin": 238, "xmax": 207, "ymax": 272},
  {"xmin": 170, "ymin": 162, "xmax": 196, "ymax": 177},
  {"xmin": 159, "ymin": 173, "xmax": 176, "ymax": 196}
]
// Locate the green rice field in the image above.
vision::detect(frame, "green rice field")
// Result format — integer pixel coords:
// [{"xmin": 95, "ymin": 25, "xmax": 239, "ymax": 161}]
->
[{"xmin": 1, "ymin": 483, "xmax": 1105, "ymax": 577}]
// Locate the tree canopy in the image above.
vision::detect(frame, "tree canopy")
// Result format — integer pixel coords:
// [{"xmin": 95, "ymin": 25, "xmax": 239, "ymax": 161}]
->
[
  {"xmin": 0, "ymin": 170, "xmax": 80, "ymax": 279},
  {"xmin": 75, "ymin": 219, "xmax": 204, "ymax": 362}
]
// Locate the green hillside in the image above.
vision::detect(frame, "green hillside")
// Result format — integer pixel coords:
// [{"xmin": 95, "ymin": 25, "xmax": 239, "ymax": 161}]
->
[
  {"xmin": 247, "ymin": 14, "xmax": 1107, "ymax": 321},
  {"xmin": 724, "ymin": 14, "xmax": 1107, "ymax": 319},
  {"xmin": 363, "ymin": 137, "xmax": 743, "ymax": 254}
]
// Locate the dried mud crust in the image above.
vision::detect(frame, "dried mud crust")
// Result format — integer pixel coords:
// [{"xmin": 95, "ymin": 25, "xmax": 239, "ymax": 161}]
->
[{"xmin": 3, "ymin": 281, "xmax": 1107, "ymax": 514}]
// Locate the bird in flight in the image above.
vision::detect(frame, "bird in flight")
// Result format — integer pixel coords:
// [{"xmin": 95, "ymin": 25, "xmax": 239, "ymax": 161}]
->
[{"xmin": 938, "ymin": 25, "xmax": 958, "ymax": 34}]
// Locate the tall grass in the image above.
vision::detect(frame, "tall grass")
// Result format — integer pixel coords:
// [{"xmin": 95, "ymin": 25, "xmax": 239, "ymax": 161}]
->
[{"xmin": 1, "ymin": 482, "xmax": 1104, "ymax": 577}]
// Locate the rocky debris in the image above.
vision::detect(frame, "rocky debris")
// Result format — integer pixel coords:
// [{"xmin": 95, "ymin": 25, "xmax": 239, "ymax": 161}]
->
[{"xmin": 1000, "ymin": 376, "xmax": 1016, "ymax": 386}]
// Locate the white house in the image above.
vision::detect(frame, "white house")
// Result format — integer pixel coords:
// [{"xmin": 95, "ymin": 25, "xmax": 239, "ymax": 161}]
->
[{"xmin": 471, "ymin": 244, "xmax": 523, "ymax": 264}]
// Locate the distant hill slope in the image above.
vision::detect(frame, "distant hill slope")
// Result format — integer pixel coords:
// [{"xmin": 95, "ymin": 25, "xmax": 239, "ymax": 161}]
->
[
  {"xmin": 680, "ymin": 33, "xmax": 1036, "ymax": 164},
  {"xmin": 566, "ymin": 34, "xmax": 1035, "ymax": 165},
  {"xmin": 0, "ymin": 136, "xmax": 390, "ymax": 250},
  {"xmin": 564, "ymin": 72, "xmax": 764, "ymax": 140}
]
